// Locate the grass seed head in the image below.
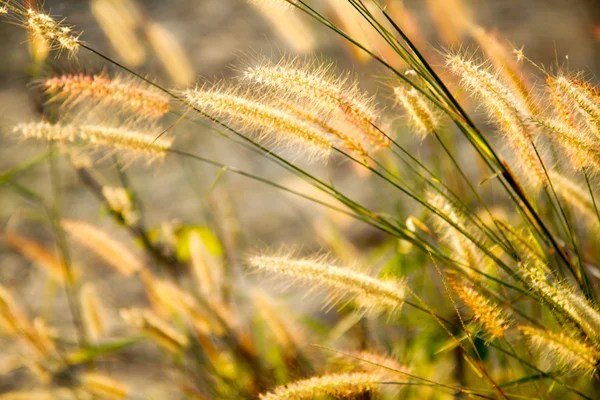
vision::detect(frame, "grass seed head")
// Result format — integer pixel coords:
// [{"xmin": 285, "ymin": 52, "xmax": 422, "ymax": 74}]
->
[
  {"xmin": 248, "ymin": 252, "xmax": 405, "ymax": 316},
  {"xmin": 259, "ymin": 372, "xmax": 383, "ymax": 400},
  {"xmin": 183, "ymin": 85, "xmax": 333, "ymax": 162}
]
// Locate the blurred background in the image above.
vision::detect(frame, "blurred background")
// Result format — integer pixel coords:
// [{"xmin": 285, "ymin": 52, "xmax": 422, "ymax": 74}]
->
[{"xmin": 0, "ymin": 0, "xmax": 599, "ymax": 396}]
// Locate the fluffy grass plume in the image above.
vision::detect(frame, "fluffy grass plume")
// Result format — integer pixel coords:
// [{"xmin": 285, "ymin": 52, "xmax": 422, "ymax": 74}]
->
[
  {"xmin": 80, "ymin": 283, "xmax": 106, "ymax": 342},
  {"xmin": 43, "ymin": 73, "xmax": 170, "ymax": 119},
  {"xmin": 519, "ymin": 326, "xmax": 600, "ymax": 375},
  {"xmin": 248, "ymin": 252, "xmax": 405, "ymax": 315},
  {"xmin": 241, "ymin": 57, "xmax": 389, "ymax": 149},
  {"xmin": 394, "ymin": 85, "xmax": 439, "ymax": 138},
  {"xmin": 62, "ymin": 220, "xmax": 144, "ymax": 276},
  {"xmin": 121, "ymin": 308, "xmax": 189, "ymax": 353},
  {"xmin": 3, "ymin": 232, "xmax": 67, "ymax": 282},
  {"xmin": 0, "ymin": 2, "xmax": 82, "ymax": 57},
  {"xmin": 259, "ymin": 372, "xmax": 384, "ymax": 400},
  {"xmin": 12, "ymin": 121, "xmax": 172, "ymax": 161},
  {"xmin": 446, "ymin": 51, "xmax": 546, "ymax": 187},
  {"xmin": 448, "ymin": 275, "xmax": 511, "ymax": 338},
  {"xmin": 549, "ymin": 171, "xmax": 598, "ymax": 224},
  {"xmin": 183, "ymin": 85, "xmax": 333, "ymax": 162}
]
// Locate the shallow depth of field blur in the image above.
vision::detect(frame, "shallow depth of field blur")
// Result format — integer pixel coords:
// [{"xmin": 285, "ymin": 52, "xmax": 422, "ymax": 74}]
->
[{"xmin": 1, "ymin": 0, "xmax": 600, "ymax": 399}]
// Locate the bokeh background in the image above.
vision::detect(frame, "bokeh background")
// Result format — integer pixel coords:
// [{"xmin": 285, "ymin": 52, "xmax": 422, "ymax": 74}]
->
[{"xmin": 0, "ymin": 0, "xmax": 599, "ymax": 396}]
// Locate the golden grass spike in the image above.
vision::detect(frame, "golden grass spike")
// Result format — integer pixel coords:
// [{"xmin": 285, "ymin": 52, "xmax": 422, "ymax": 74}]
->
[
  {"xmin": 62, "ymin": 220, "xmax": 144, "ymax": 276},
  {"xmin": 242, "ymin": 58, "xmax": 389, "ymax": 149},
  {"xmin": 3, "ymin": 232, "xmax": 67, "ymax": 282},
  {"xmin": 280, "ymin": 102, "xmax": 368, "ymax": 158},
  {"xmin": 539, "ymin": 119, "xmax": 600, "ymax": 172},
  {"xmin": 183, "ymin": 86, "xmax": 333, "ymax": 162},
  {"xmin": 549, "ymin": 171, "xmax": 598, "ymax": 224},
  {"xmin": 43, "ymin": 73, "xmax": 170, "ymax": 119},
  {"xmin": 248, "ymin": 253, "xmax": 404, "ymax": 316},
  {"xmin": 22, "ymin": 8, "xmax": 81, "ymax": 57},
  {"xmin": 550, "ymin": 75, "xmax": 600, "ymax": 138},
  {"xmin": 471, "ymin": 26, "xmax": 539, "ymax": 116},
  {"xmin": 121, "ymin": 308, "xmax": 189, "ymax": 353},
  {"xmin": 259, "ymin": 372, "xmax": 383, "ymax": 400},
  {"xmin": 446, "ymin": 52, "xmax": 546, "ymax": 187},
  {"xmin": 80, "ymin": 283, "xmax": 105, "ymax": 342},
  {"xmin": 0, "ymin": 285, "xmax": 56, "ymax": 357},
  {"xmin": 189, "ymin": 231, "xmax": 220, "ymax": 298},
  {"xmin": 247, "ymin": 0, "xmax": 315, "ymax": 54},
  {"xmin": 145, "ymin": 21, "xmax": 195, "ymax": 87},
  {"xmin": 12, "ymin": 122, "xmax": 172, "ymax": 162},
  {"xmin": 102, "ymin": 186, "xmax": 139, "ymax": 225},
  {"xmin": 90, "ymin": 0, "xmax": 146, "ymax": 67},
  {"xmin": 80, "ymin": 372, "xmax": 129, "ymax": 400},
  {"xmin": 394, "ymin": 86, "xmax": 439, "ymax": 138},
  {"xmin": 519, "ymin": 326, "xmax": 600, "ymax": 374},
  {"xmin": 448, "ymin": 276, "xmax": 511, "ymax": 338}
]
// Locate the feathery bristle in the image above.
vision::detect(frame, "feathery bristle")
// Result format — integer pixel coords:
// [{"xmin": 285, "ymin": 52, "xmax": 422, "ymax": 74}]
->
[
  {"xmin": 448, "ymin": 276, "xmax": 511, "ymax": 338},
  {"xmin": 394, "ymin": 86, "xmax": 438, "ymax": 137},
  {"xmin": 62, "ymin": 220, "xmax": 145, "ymax": 276},
  {"xmin": 280, "ymin": 102, "xmax": 369, "ymax": 158},
  {"xmin": 519, "ymin": 326, "xmax": 600, "ymax": 374},
  {"xmin": 549, "ymin": 75, "xmax": 600, "ymax": 138},
  {"xmin": 242, "ymin": 59, "xmax": 389, "ymax": 149},
  {"xmin": 259, "ymin": 372, "xmax": 383, "ymax": 400},
  {"xmin": 446, "ymin": 52, "xmax": 546, "ymax": 187},
  {"xmin": 183, "ymin": 86, "xmax": 333, "ymax": 162},
  {"xmin": 347, "ymin": 350, "xmax": 409, "ymax": 378},
  {"xmin": 538, "ymin": 119, "xmax": 600, "ymax": 172},
  {"xmin": 12, "ymin": 122, "xmax": 172, "ymax": 161},
  {"xmin": 3, "ymin": 232, "xmax": 67, "ymax": 282},
  {"xmin": 121, "ymin": 308, "xmax": 189, "ymax": 353},
  {"xmin": 248, "ymin": 253, "xmax": 405, "ymax": 315},
  {"xmin": 21, "ymin": 8, "xmax": 81, "ymax": 56},
  {"xmin": 43, "ymin": 73, "xmax": 170, "ymax": 119}
]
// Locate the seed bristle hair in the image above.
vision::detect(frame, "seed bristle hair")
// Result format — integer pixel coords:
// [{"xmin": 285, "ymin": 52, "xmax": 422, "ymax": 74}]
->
[
  {"xmin": 446, "ymin": 51, "xmax": 546, "ymax": 188},
  {"xmin": 182, "ymin": 83, "xmax": 333, "ymax": 162},
  {"xmin": 548, "ymin": 74, "xmax": 600, "ymax": 138},
  {"xmin": 448, "ymin": 275, "xmax": 511, "ymax": 338},
  {"xmin": 43, "ymin": 73, "xmax": 170, "ymax": 119},
  {"xmin": 259, "ymin": 372, "xmax": 384, "ymax": 400},
  {"xmin": 394, "ymin": 85, "xmax": 439, "ymax": 138},
  {"xmin": 247, "ymin": 251, "xmax": 405, "ymax": 316},
  {"xmin": 1, "ymin": 3, "xmax": 82, "ymax": 57},
  {"xmin": 12, "ymin": 121, "xmax": 172, "ymax": 162},
  {"xmin": 519, "ymin": 326, "xmax": 600, "ymax": 375},
  {"xmin": 240, "ymin": 56, "xmax": 390, "ymax": 149}
]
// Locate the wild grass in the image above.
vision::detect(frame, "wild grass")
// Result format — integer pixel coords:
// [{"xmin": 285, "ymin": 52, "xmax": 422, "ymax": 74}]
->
[{"xmin": 0, "ymin": 0, "xmax": 600, "ymax": 398}]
